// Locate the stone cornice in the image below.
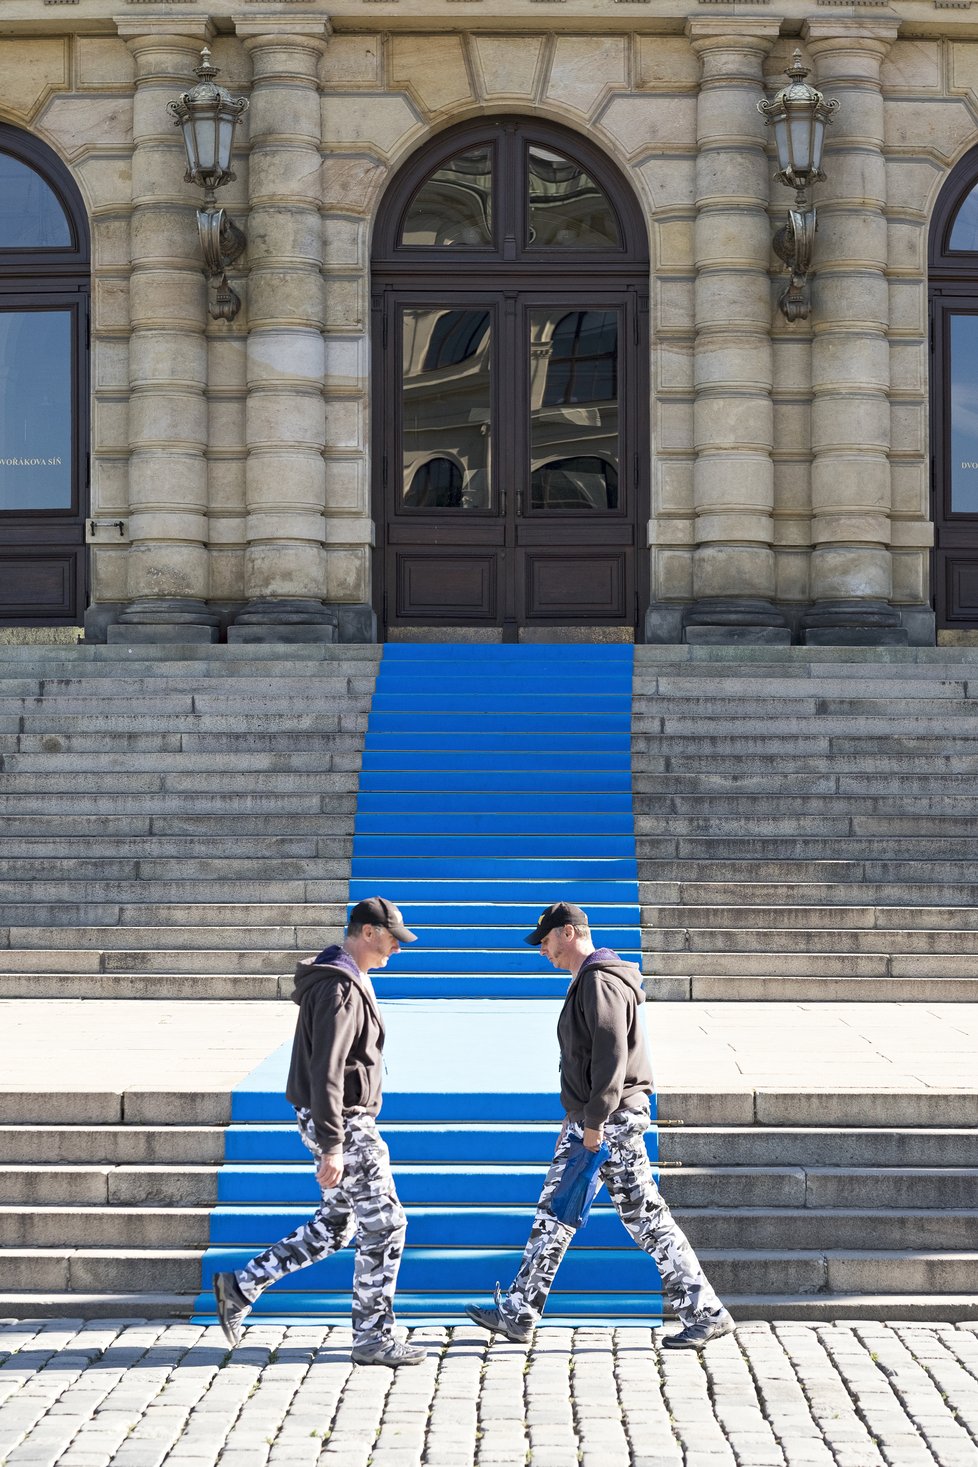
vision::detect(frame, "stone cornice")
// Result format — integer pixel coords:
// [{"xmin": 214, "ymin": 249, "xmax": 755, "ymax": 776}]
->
[{"xmin": 5, "ymin": 0, "xmax": 978, "ymax": 37}]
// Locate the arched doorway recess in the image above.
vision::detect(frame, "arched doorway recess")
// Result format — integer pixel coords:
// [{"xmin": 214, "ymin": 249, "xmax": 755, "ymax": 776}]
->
[
  {"xmin": 371, "ymin": 118, "xmax": 650, "ymax": 640},
  {"xmin": 0, "ymin": 123, "xmax": 90, "ymax": 627},
  {"xmin": 928, "ymin": 147, "xmax": 978, "ymax": 631}
]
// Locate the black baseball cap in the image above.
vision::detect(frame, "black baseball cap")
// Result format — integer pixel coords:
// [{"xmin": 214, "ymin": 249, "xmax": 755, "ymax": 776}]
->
[
  {"xmin": 525, "ymin": 901, "xmax": 589, "ymax": 946},
  {"xmin": 348, "ymin": 896, "xmax": 418, "ymax": 943}
]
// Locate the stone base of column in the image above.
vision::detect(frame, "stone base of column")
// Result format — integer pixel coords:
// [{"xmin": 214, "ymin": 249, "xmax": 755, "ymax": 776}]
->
[
  {"xmin": 801, "ymin": 599, "xmax": 909, "ymax": 647},
  {"xmin": 227, "ymin": 597, "xmax": 338, "ymax": 644},
  {"xmin": 106, "ymin": 598, "xmax": 220, "ymax": 645},
  {"xmin": 682, "ymin": 598, "xmax": 792, "ymax": 646}
]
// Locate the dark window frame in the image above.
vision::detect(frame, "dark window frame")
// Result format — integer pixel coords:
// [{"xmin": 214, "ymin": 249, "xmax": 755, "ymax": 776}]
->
[{"xmin": 0, "ymin": 123, "xmax": 90, "ymax": 626}]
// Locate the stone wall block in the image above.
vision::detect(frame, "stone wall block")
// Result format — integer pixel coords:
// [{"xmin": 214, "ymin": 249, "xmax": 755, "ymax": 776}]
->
[
  {"xmin": 248, "ymin": 207, "xmax": 324, "ymax": 266},
  {"xmin": 891, "ymin": 462, "xmax": 928, "ymax": 517},
  {"xmin": 811, "ymin": 546, "xmax": 891, "ymax": 599},
  {"xmin": 129, "ymin": 268, "xmax": 206, "ymax": 331},
  {"xmin": 129, "ymin": 390, "xmax": 208, "ymax": 448},
  {"xmin": 129, "ymin": 202, "xmax": 201, "ymax": 265},
  {"xmin": 246, "ymin": 328, "xmax": 326, "ymax": 386},
  {"xmin": 814, "ymin": 211, "xmax": 889, "ymax": 271},
  {"xmin": 812, "ymin": 455, "xmax": 890, "ymax": 512},
  {"xmin": 126, "ymin": 541, "xmax": 209, "ymax": 600},
  {"xmin": 129, "ymin": 340, "xmax": 207, "ymax": 397},
  {"xmin": 321, "ymin": 36, "xmax": 381, "ymax": 87},
  {"xmin": 246, "ymin": 271, "xmax": 325, "ymax": 327},
  {"xmin": 638, "ymin": 36, "xmax": 701, "ymax": 91},
  {"xmin": 812, "ymin": 512, "xmax": 891, "ymax": 545},
  {"xmin": 246, "ymin": 510, "xmax": 327, "ymax": 543},
  {"xmin": 390, "ymin": 35, "xmax": 473, "ymax": 117},
  {"xmin": 811, "ymin": 398, "xmax": 889, "ymax": 454},
  {"xmin": 891, "ymin": 550, "xmax": 927, "ymax": 604},
  {"xmin": 246, "ymin": 393, "xmax": 325, "ymax": 449},
  {"xmin": 820, "ymin": 148, "xmax": 887, "ymax": 208},
  {"xmin": 249, "ymin": 86, "xmax": 321, "ymax": 145},
  {"xmin": 813, "ymin": 269, "xmax": 889, "ymax": 326},
  {"xmin": 694, "ymin": 392, "xmax": 773, "ymax": 454},
  {"xmin": 695, "ymin": 273, "xmax": 770, "ymax": 334},
  {"xmin": 248, "ymin": 147, "xmax": 325, "ymax": 203},
  {"xmin": 692, "ymin": 338, "xmax": 773, "ymax": 393},
  {"xmin": 597, "ymin": 95, "xmax": 698, "ymax": 160},
  {"xmin": 324, "ymin": 547, "xmax": 368, "ymax": 603},
  {"xmin": 695, "ymin": 148, "xmax": 768, "ymax": 203},
  {"xmin": 547, "ymin": 36, "xmax": 628, "ymax": 118},
  {"xmin": 881, "ymin": 40, "xmax": 940, "ymax": 92},
  {"xmin": 694, "ymin": 543, "xmax": 774, "ymax": 599},
  {"xmin": 812, "ymin": 334, "xmax": 889, "ymax": 393},
  {"xmin": 321, "ymin": 93, "xmax": 421, "ymax": 157},
  {"xmin": 246, "ymin": 541, "xmax": 326, "ymax": 600},
  {"xmin": 694, "ymin": 212, "xmax": 772, "ymax": 273},
  {"xmin": 470, "ymin": 35, "xmax": 545, "ymax": 102},
  {"xmin": 694, "ymin": 457, "xmax": 774, "ymax": 515},
  {"xmin": 696, "ymin": 508, "xmax": 776, "ymax": 546}
]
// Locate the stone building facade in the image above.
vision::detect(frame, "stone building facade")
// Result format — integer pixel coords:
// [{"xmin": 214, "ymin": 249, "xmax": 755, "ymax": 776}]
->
[{"xmin": 2, "ymin": 2, "xmax": 978, "ymax": 645}]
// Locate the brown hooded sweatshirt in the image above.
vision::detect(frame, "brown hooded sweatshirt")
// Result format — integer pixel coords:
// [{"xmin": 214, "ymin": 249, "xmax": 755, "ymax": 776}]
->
[
  {"xmin": 285, "ymin": 945, "xmax": 385, "ymax": 1153},
  {"xmin": 557, "ymin": 947, "xmax": 654, "ymax": 1129}
]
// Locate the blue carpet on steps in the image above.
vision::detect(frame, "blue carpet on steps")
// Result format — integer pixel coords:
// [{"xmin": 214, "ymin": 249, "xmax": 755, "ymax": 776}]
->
[{"xmin": 193, "ymin": 644, "xmax": 662, "ymax": 1327}]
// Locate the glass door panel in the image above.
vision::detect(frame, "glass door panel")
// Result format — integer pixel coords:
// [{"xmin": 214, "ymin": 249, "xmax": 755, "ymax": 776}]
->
[
  {"xmin": 528, "ymin": 307, "xmax": 620, "ymax": 512},
  {"xmin": 950, "ymin": 312, "xmax": 978, "ymax": 514},
  {"xmin": 0, "ymin": 308, "xmax": 73, "ymax": 511},
  {"xmin": 400, "ymin": 306, "xmax": 492, "ymax": 511}
]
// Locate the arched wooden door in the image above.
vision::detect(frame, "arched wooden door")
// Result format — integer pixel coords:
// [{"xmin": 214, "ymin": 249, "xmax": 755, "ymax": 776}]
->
[
  {"xmin": 0, "ymin": 125, "xmax": 90, "ymax": 627},
  {"xmin": 372, "ymin": 119, "xmax": 649, "ymax": 640}
]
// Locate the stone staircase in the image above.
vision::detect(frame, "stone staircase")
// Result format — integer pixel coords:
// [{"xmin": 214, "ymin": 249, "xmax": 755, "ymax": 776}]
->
[
  {"xmin": 633, "ymin": 647, "xmax": 978, "ymax": 1001},
  {"xmin": 0, "ymin": 641, "xmax": 976, "ymax": 1323}
]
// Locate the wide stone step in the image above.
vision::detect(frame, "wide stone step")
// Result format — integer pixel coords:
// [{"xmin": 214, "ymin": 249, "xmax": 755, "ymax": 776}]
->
[
  {"xmin": 0, "ymin": 771, "xmax": 363, "ymax": 793},
  {"xmin": 632, "ymin": 772, "xmax": 978, "ymax": 794},
  {"xmin": 639, "ymin": 859, "xmax": 978, "ymax": 883},
  {"xmin": 0, "ymin": 902, "xmax": 347, "ymax": 927},
  {"xmin": 667, "ymin": 974, "xmax": 978, "ymax": 1001},
  {"xmin": 0, "ymin": 1207, "xmax": 209, "ymax": 1248},
  {"xmin": 0, "ymin": 752, "xmax": 357, "ymax": 774},
  {"xmin": 662, "ymin": 1127, "xmax": 978, "ymax": 1166},
  {"xmin": 647, "ymin": 926, "xmax": 978, "ymax": 954},
  {"xmin": 0, "ymin": 881, "xmax": 341, "ymax": 903},
  {"xmin": 14, "ymin": 713, "xmax": 369, "ymax": 735},
  {"xmin": 0, "ymin": 1165, "xmax": 219, "ymax": 1205},
  {"xmin": 645, "ymin": 904, "xmax": 978, "ymax": 930},
  {"xmin": 0, "ymin": 644, "xmax": 378, "ymax": 664},
  {"xmin": 634, "ymin": 676, "xmax": 972, "ymax": 698},
  {"xmin": 648, "ymin": 882, "xmax": 978, "ymax": 906},
  {"xmin": 643, "ymin": 836, "xmax": 978, "ymax": 858},
  {"xmin": 3, "ymin": 925, "xmax": 316, "ymax": 951},
  {"xmin": 637, "ymin": 716, "xmax": 978, "ymax": 737},
  {"xmin": 0, "ymin": 856, "xmax": 344, "ymax": 877},
  {"xmin": 0, "ymin": 972, "xmax": 287, "ymax": 998},
  {"xmin": 634, "ymin": 795, "xmax": 978, "ymax": 815},
  {"xmin": 0, "ymin": 794, "xmax": 356, "ymax": 816},
  {"xmin": 0, "ymin": 1126, "xmax": 226, "ymax": 1164}
]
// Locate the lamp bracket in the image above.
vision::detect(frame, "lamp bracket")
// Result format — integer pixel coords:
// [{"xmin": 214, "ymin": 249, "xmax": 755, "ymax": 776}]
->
[
  {"xmin": 773, "ymin": 205, "xmax": 816, "ymax": 323},
  {"xmin": 196, "ymin": 206, "xmax": 246, "ymax": 321}
]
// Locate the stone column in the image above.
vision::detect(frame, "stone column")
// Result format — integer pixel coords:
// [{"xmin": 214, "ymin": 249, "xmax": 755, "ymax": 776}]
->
[
  {"xmin": 684, "ymin": 19, "xmax": 789, "ymax": 645},
  {"xmin": 802, "ymin": 18, "xmax": 906, "ymax": 645},
  {"xmin": 111, "ymin": 21, "xmax": 220, "ymax": 644},
  {"xmin": 228, "ymin": 17, "xmax": 335, "ymax": 643}
]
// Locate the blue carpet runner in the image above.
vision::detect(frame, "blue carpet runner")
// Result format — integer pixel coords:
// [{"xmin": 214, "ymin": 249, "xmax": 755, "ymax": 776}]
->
[{"xmin": 193, "ymin": 643, "xmax": 662, "ymax": 1326}]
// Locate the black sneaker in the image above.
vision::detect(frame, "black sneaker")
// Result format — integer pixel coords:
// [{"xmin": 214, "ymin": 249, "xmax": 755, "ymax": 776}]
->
[
  {"xmin": 213, "ymin": 1271, "xmax": 252, "ymax": 1348},
  {"xmin": 350, "ymin": 1336, "xmax": 427, "ymax": 1368},
  {"xmin": 464, "ymin": 1284, "xmax": 532, "ymax": 1344},
  {"xmin": 661, "ymin": 1309, "xmax": 735, "ymax": 1351}
]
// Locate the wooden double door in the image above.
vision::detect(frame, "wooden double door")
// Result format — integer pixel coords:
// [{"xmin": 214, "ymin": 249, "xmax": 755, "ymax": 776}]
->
[{"xmin": 372, "ymin": 119, "xmax": 649, "ymax": 639}]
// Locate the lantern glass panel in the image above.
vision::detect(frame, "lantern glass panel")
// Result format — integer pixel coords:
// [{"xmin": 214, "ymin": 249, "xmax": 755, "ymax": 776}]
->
[
  {"xmin": 180, "ymin": 118, "xmax": 200, "ymax": 176},
  {"xmin": 811, "ymin": 116, "xmax": 827, "ymax": 175},
  {"xmin": 789, "ymin": 112, "xmax": 815, "ymax": 175},
  {"xmin": 218, "ymin": 115, "xmax": 235, "ymax": 173},
  {"xmin": 772, "ymin": 117, "xmax": 792, "ymax": 176},
  {"xmin": 193, "ymin": 114, "xmax": 219, "ymax": 175}
]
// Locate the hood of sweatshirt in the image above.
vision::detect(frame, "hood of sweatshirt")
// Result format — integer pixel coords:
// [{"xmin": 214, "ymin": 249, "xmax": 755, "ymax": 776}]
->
[
  {"xmin": 291, "ymin": 943, "xmax": 362, "ymax": 1005},
  {"xmin": 574, "ymin": 946, "xmax": 646, "ymax": 1004}
]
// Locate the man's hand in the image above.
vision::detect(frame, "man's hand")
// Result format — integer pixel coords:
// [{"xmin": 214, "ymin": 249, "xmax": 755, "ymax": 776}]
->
[
  {"xmin": 317, "ymin": 1149, "xmax": 343, "ymax": 1189},
  {"xmin": 582, "ymin": 1126, "xmax": 604, "ymax": 1153}
]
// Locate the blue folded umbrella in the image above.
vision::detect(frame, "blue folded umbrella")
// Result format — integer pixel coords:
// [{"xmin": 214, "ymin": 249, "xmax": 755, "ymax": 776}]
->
[{"xmin": 549, "ymin": 1136, "xmax": 611, "ymax": 1229}]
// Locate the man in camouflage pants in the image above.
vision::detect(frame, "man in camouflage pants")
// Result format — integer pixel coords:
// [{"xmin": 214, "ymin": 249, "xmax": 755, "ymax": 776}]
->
[
  {"xmin": 212, "ymin": 897, "xmax": 426, "ymax": 1368},
  {"xmin": 465, "ymin": 902, "xmax": 734, "ymax": 1350}
]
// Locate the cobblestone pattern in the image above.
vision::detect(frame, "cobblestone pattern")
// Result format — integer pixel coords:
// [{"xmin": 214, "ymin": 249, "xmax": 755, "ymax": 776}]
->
[{"xmin": 1, "ymin": 1319, "xmax": 977, "ymax": 1467}]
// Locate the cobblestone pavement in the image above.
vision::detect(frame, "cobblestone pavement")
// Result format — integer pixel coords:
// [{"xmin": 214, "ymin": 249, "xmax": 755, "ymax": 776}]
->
[{"xmin": 2, "ymin": 1320, "xmax": 978, "ymax": 1467}]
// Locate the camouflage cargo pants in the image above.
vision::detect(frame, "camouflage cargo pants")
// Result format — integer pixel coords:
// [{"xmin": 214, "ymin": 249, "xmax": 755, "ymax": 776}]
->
[
  {"xmin": 234, "ymin": 1108, "xmax": 407, "ymax": 1348},
  {"xmin": 498, "ymin": 1106, "xmax": 726, "ymax": 1330}
]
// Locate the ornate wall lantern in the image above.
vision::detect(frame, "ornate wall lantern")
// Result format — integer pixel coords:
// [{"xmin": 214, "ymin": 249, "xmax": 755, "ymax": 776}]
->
[
  {"xmin": 758, "ymin": 50, "xmax": 839, "ymax": 322},
  {"xmin": 168, "ymin": 48, "xmax": 249, "ymax": 322}
]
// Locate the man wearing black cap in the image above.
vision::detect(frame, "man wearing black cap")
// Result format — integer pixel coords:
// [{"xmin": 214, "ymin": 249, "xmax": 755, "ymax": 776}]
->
[
  {"xmin": 213, "ymin": 897, "xmax": 426, "ymax": 1367},
  {"xmin": 465, "ymin": 902, "xmax": 734, "ymax": 1350}
]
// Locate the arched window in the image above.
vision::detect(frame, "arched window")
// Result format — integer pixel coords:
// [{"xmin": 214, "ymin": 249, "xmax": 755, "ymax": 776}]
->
[
  {"xmin": 0, "ymin": 125, "xmax": 90, "ymax": 627},
  {"xmin": 373, "ymin": 117, "xmax": 649, "ymax": 636}
]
